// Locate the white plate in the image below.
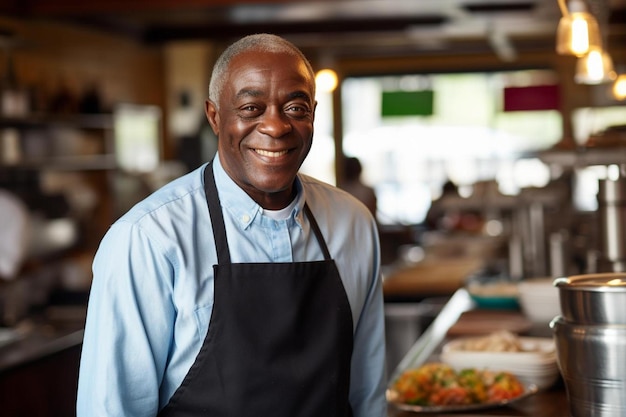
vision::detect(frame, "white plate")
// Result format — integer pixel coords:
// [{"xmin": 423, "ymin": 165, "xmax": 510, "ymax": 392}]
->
[
  {"xmin": 387, "ymin": 383, "xmax": 539, "ymax": 413},
  {"xmin": 440, "ymin": 337, "xmax": 560, "ymax": 390},
  {"xmin": 442, "ymin": 336, "xmax": 556, "ymax": 356}
]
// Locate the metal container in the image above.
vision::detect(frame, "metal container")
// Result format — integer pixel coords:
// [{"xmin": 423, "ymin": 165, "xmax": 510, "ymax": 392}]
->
[
  {"xmin": 597, "ymin": 178, "xmax": 626, "ymax": 264},
  {"xmin": 384, "ymin": 303, "xmax": 430, "ymax": 373},
  {"xmin": 554, "ymin": 273, "xmax": 626, "ymax": 324},
  {"xmin": 551, "ymin": 316, "xmax": 626, "ymax": 417}
]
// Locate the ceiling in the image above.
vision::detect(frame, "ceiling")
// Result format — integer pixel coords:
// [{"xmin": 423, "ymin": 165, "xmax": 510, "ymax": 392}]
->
[{"xmin": 2, "ymin": 0, "xmax": 626, "ymax": 62}]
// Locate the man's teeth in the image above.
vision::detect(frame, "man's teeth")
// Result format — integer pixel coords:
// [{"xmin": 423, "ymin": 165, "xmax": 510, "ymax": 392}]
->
[{"xmin": 255, "ymin": 149, "xmax": 288, "ymax": 157}]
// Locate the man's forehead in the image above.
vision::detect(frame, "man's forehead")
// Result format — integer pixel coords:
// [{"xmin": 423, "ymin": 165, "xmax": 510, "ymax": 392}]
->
[
  {"xmin": 230, "ymin": 50, "xmax": 311, "ymax": 75},
  {"xmin": 227, "ymin": 56, "xmax": 313, "ymax": 94}
]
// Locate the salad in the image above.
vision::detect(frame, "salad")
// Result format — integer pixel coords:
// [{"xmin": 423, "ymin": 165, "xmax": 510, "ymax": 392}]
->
[{"xmin": 390, "ymin": 362, "xmax": 525, "ymax": 406}]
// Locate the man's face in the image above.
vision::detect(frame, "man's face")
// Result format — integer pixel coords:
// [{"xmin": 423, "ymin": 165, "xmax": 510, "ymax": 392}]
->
[{"xmin": 206, "ymin": 50, "xmax": 316, "ymax": 209}]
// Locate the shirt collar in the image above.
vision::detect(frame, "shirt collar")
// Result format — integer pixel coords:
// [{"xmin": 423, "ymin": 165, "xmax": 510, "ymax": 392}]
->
[{"xmin": 211, "ymin": 154, "xmax": 306, "ymax": 230}]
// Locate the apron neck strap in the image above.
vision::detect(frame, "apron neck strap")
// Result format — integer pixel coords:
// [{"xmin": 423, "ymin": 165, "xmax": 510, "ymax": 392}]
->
[
  {"xmin": 303, "ymin": 203, "xmax": 331, "ymax": 260},
  {"xmin": 204, "ymin": 161, "xmax": 332, "ymax": 264},
  {"xmin": 204, "ymin": 161, "xmax": 231, "ymax": 265}
]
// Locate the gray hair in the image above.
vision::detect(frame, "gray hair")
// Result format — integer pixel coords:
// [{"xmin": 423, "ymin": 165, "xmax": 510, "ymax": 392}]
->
[{"xmin": 208, "ymin": 34, "xmax": 316, "ymax": 107}]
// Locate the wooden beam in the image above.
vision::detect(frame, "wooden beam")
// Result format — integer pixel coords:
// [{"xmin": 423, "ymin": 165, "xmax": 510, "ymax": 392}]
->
[{"xmin": 1, "ymin": 0, "xmax": 311, "ymax": 16}]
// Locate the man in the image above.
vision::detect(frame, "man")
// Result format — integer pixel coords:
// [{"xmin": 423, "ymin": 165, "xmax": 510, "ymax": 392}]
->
[{"xmin": 77, "ymin": 33, "xmax": 387, "ymax": 417}]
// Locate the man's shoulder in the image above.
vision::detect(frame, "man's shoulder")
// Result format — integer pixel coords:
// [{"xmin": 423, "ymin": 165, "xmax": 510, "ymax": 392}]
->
[
  {"xmin": 299, "ymin": 173, "xmax": 373, "ymax": 219},
  {"xmin": 299, "ymin": 173, "xmax": 354, "ymax": 201},
  {"xmin": 117, "ymin": 168, "xmax": 205, "ymax": 225}
]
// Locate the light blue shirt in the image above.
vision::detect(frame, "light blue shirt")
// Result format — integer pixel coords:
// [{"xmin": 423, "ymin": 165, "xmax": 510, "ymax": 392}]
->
[{"xmin": 77, "ymin": 155, "xmax": 387, "ymax": 417}]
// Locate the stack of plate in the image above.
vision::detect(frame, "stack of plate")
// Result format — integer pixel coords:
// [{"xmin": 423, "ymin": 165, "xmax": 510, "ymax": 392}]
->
[
  {"xmin": 517, "ymin": 278, "xmax": 561, "ymax": 324},
  {"xmin": 440, "ymin": 336, "xmax": 561, "ymax": 390}
]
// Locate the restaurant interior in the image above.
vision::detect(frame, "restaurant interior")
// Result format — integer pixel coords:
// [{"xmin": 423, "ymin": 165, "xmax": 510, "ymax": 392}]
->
[{"xmin": 1, "ymin": 0, "xmax": 626, "ymax": 415}]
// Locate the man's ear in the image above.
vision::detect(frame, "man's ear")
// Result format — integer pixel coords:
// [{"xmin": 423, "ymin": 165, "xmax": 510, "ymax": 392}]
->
[{"xmin": 205, "ymin": 100, "xmax": 219, "ymax": 136}]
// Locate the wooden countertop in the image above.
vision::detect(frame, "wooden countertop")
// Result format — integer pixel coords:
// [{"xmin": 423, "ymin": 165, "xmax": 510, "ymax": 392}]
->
[
  {"xmin": 386, "ymin": 289, "xmax": 571, "ymax": 417},
  {"xmin": 383, "ymin": 257, "xmax": 485, "ymax": 299}
]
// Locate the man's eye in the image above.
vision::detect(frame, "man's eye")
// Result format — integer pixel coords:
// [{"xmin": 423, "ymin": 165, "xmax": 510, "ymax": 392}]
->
[
  {"xmin": 238, "ymin": 105, "xmax": 263, "ymax": 117},
  {"xmin": 286, "ymin": 104, "xmax": 311, "ymax": 116}
]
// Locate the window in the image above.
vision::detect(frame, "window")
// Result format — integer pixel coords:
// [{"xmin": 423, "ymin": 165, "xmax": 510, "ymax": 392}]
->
[
  {"xmin": 114, "ymin": 104, "xmax": 162, "ymax": 173},
  {"xmin": 341, "ymin": 70, "xmax": 563, "ymax": 225}
]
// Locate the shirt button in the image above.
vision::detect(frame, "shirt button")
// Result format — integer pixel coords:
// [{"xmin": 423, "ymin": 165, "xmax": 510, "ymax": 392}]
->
[{"xmin": 241, "ymin": 214, "xmax": 250, "ymax": 223}]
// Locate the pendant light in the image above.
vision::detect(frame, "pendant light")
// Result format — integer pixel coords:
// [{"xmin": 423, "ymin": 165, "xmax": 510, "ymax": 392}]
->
[
  {"xmin": 315, "ymin": 69, "xmax": 338, "ymax": 93},
  {"xmin": 556, "ymin": 0, "xmax": 602, "ymax": 56},
  {"xmin": 613, "ymin": 74, "xmax": 626, "ymax": 101},
  {"xmin": 575, "ymin": 46, "xmax": 617, "ymax": 84}
]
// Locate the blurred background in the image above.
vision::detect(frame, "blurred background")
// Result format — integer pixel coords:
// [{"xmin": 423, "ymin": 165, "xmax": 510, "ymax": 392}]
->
[{"xmin": 0, "ymin": 0, "xmax": 625, "ymax": 414}]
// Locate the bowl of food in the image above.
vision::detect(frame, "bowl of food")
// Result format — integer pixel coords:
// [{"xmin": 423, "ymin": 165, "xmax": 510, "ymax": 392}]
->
[
  {"xmin": 466, "ymin": 280, "xmax": 520, "ymax": 310},
  {"xmin": 387, "ymin": 361, "xmax": 537, "ymax": 412}
]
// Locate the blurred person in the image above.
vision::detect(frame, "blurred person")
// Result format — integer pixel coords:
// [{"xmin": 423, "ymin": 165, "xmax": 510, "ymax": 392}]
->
[
  {"xmin": 425, "ymin": 180, "xmax": 461, "ymax": 231},
  {"xmin": 341, "ymin": 156, "xmax": 378, "ymax": 218},
  {"xmin": 425, "ymin": 180, "xmax": 484, "ymax": 233},
  {"xmin": 77, "ymin": 34, "xmax": 386, "ymax": 417},
  {"xmin": 0, "ymin": 189, "xmax": 30, "ymax": 281}
]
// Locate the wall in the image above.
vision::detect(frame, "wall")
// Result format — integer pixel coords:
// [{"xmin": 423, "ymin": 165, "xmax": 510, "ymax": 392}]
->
[
  {"xmin": 335, "ymin": 47, "xmax": 626, "ymax": 149},
  {"xmin": 0, "ymin": 16, "xmax": 168, "ymax": 152}
]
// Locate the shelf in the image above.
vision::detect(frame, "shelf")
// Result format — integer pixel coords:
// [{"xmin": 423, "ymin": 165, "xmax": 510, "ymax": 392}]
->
[
  {"xmin": 0, "ymin": 113, "xmax": 113, "ymax": 130},
  {"xmin": 535, "ymin": 147, "xmax": 626, "ymax": 167},
  {"xmin": 3, "ymin": 154, "xmax": 117, "ymax": 171},
  {"xmin": 0, "ymin": 113, "xmax": 116, "ymax": 170}
]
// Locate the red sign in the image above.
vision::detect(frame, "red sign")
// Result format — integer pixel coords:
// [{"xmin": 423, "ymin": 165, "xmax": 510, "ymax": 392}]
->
[{"xmin": 503, "ymin": 85, "xmax": 560, "ymax": 112}]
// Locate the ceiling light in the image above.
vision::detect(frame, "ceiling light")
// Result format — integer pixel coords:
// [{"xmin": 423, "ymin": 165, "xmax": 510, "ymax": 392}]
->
[
  {"xmin": 556, "ymin": 0, "xmax": 602, "ymax": 57},
  {"xmin": 315, "ymin": 69, "xmax": 338, "ymax": 93},
  {"xmin": 613, "ymin": 74, "xmax": 626, "ymax": 101},
  {"xmin": 575, "ymin": 46, "xmax": 617, "ymax": 84}
]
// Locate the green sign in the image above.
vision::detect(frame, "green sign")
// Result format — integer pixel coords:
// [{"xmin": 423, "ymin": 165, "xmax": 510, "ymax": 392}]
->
[{"xmin": 381, "ymin": 90, "xmax": 434, "ymax": 116}]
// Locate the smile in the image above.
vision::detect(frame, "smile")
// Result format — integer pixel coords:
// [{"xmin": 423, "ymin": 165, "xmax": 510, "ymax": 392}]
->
[{"xmin": 254, "ymin": 149, "xmax": 289, "ymax": 158}]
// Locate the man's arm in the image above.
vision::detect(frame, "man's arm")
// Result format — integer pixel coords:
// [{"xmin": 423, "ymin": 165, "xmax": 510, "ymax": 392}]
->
[{"xmin": 77, "ymin": 222, "xmax": 174, "ymax": 417}]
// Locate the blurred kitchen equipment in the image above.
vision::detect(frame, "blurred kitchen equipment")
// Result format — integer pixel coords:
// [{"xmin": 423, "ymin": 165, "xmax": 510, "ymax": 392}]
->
[
  {"xmin": 384, "ymin": 303, "xmax": 431, "ymax": 373},
  {"xmin": 552, "ymin": 272, "xmax": 626, "ymax": 417},
  {"xmin": 596, "ymin": 176, "xmax": 626, "ymax": 272},
  {"xmin": 549, "ymin": 230, "xmax": 569, "ymax": 278},
  {"xmin": 554, "ymin": 273, "xmax": 626, "ymax": 325},
  {"xmin": 510, "ymin": 183, "xmax": 573, "ymax": 280},
  {"xmin": 551, "ymin": 316, "xmax": 626, "ymax": 417}
]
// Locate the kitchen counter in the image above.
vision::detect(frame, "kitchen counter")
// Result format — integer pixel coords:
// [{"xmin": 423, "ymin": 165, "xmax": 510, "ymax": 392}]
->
[
  {"xmin": 387, "ymin": 289, "xmax": 570, "ymax": 417},
  {"xmin": 0, "ymin": 308, "xmax": 85, "ymax": 416},
  {"xmin": 383, "ymin": 257, "xmax": 485, "ymax": 301}
]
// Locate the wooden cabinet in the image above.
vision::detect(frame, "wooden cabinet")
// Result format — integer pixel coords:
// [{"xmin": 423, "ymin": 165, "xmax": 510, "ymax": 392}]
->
[
  {"xmin": 0, "ymin": 343, "xmax": 81, "ymax": 417},
  {"xmin": 0, "ymin": 326, "xmax": 83, "ymax": 417}
]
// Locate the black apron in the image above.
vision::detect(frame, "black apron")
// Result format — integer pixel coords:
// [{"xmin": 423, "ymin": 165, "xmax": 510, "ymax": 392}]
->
[{"xmin": 158, "ymin": 162, "xmax": 354, "ymax": 417}]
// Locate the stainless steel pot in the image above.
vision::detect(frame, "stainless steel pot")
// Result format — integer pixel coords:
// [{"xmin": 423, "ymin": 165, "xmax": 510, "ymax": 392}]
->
[
  {"xmin": 551, "ymin": 316, "xmax": 626, "ymax": 417},
  {"xmin": 554, "ymin": 273, "xmax": 626, "ymax": 324}
]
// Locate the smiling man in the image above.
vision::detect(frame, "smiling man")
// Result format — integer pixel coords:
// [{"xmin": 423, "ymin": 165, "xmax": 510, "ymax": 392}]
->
[{"xmin": 77, "ymin": 34, "xmax": 387, "ymax": 417}]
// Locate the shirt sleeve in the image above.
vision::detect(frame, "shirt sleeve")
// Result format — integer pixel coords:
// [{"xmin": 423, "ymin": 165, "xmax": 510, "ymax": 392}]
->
[
  {"xmin": 77, "ymin": 221, "xmax": 175, "ymax": 417},
  {"xmin": 348, "ymin": 217, "xmax": 388, "ymax": 417}
]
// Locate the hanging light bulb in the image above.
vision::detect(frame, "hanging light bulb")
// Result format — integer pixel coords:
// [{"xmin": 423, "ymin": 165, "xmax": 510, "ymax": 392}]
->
[
  {"xmin": 575, "ymin": 46, "xmax": 617, "ymax": 84},
  {"xmin": 613, "ymin": 74, "xmax": 626, "ymax": 100},
  {"xmin": 556, "ymin": 0, "xmax": 602, "ymax": 56},
  {"xmin": 315, "ymin": 69, "xmax": 338, "ymax": 93}
]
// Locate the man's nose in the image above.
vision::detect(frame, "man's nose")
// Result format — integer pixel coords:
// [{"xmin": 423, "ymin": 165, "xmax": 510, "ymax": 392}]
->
[{"xmin": 258, "ymin": 108, "xmax": 292, "ymax": 137}]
